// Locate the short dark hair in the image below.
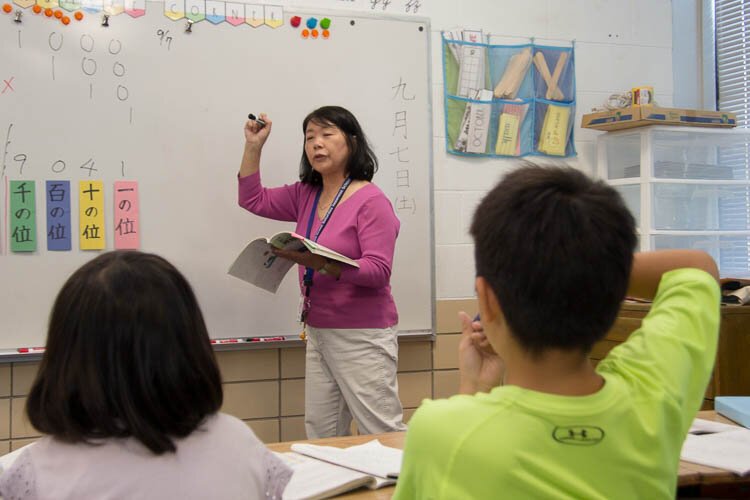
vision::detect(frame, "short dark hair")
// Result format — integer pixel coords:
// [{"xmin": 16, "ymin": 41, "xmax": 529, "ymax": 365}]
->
[
  {"xmin": 26, "ymin": 251, "xmax": 223, "ymax": 455},
  {"xmin": 470, "ymin": 163, "xmax": 637, "ymax": 356},
  {"xmin": 299, "ymin": 105, "xmax": 378, "ymax": 185}
]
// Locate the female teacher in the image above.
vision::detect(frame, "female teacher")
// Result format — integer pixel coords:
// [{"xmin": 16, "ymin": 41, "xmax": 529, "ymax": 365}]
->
[{"xmin": 237, "ymin": 106, "xmax": 406, "ymax": 438}]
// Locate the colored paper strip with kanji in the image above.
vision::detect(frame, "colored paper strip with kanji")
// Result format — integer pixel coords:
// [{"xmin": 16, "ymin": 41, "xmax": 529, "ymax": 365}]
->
[
  {"xmin": 114, "ymin": 180, "xmax": 139, "ymax": 249},
  {"xmin": 9, "ymin": 180, "xmax": 36, "ymax": 252},
  {"xmin": 46, "ymin": 180, "xmax": 72, "ymax": 251},
  {"xmin": 79, "ymin": 180, "xmax": 105, "ymax": 250}
]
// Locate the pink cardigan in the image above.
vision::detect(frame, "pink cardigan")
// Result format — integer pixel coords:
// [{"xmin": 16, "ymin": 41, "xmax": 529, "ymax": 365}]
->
[{"xmin": 238, "ymin": 172, "xmax": 399, "ymax": 329}]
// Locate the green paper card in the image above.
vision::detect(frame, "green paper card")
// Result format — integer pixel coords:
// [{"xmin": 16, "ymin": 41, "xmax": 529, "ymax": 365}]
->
[{"xmin": 9, "ymin": 180, "xmax": 37, "ymax": 252}]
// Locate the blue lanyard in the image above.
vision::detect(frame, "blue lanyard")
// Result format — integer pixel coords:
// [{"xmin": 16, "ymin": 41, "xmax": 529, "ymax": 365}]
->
[{"xmin": 303, "ymin": 177, "xmax": 352, "ymax": 286}]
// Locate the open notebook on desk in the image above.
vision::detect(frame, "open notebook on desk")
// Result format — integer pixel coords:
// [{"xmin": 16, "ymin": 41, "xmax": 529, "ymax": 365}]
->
[
  {"xmin": 681, "ymin": 418, "xmax": 750, "ymax": 475},
  {"xmin": 277, "ymin": 439, "xmax": 402, "ymax": 500}
]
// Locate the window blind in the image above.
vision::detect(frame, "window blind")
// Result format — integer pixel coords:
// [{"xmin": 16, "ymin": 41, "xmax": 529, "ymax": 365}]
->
[
  {"xmin": 715, "ymin": 0, "xmax": 750, "ymax": 276},
  {"xmin": 717, "ymin": 0, "xmax": 750, "ymax": 126}
]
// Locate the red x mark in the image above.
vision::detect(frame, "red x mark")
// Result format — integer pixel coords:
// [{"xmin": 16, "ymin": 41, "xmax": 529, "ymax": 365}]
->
[{"xmin": 2, "ymin": 77, "xmax": 15, "ymax": 94}]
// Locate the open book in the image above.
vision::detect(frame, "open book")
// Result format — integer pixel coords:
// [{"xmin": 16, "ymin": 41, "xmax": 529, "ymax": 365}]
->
[
  {"xmin": 228, "ymin": 232, "xmax": 359, "ymax": 293},
  {"xmin": 278, "ymin": 439, "xmax": 402, "ymax": 500}
]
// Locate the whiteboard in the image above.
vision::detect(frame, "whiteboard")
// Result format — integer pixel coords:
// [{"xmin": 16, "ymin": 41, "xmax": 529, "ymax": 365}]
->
[{"xmin": 0, "ymin": 4, "xmax": 433, "ymax": 349}]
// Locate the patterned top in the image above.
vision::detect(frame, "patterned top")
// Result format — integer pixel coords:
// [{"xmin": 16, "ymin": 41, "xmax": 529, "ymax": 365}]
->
[{"xmin": 0, "ymin": 412, "xmax": 292, "ymax": 500}]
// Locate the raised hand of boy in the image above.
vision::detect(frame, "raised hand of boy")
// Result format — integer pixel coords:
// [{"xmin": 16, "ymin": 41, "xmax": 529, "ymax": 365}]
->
[{"xmin": 458, "ymin": 311, "xmax": 504, "ymax": 395}]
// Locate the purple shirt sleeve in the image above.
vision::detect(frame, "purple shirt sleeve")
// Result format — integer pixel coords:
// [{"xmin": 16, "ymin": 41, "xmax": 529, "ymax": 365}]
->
[
  {"xmin": 238, "ymin": 171, "xmax": 302, "ymax": 222},
  {"xmin": 338, "ymin": 193, "xmax": 399, "ymax": 288}
]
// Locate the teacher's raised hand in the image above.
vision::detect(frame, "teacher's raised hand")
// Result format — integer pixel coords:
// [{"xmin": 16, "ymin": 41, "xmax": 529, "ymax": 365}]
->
[
  {"xmin": 239, "ymin": 112, "xmax": 272, "ymax": 178},
  {"xmin": 243, "ymin": 112, "xmax": 272, "ymax": 148}
]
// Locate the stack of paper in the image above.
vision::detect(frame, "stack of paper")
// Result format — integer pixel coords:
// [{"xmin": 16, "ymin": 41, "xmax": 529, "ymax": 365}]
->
[{"xmin": 681, "ymin": 418, "xmax": 750, "ymax": 475}]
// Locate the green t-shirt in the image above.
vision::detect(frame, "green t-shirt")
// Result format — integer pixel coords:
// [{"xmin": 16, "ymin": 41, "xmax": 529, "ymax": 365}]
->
[{"xmin": 394, "ymin": 268, "xmax": 720, "ymax": 499}]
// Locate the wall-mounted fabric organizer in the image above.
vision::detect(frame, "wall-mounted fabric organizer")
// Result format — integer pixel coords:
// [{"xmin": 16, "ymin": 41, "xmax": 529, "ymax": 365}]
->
[{"xmin": 443, "ymin": 35, "xmax": 577, "ymax": 158}]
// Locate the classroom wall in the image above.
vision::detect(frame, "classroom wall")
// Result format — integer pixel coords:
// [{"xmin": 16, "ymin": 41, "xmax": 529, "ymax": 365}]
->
[{"xmin": 420, "ymin": 0, "xmax": 674, "ymax": 299}]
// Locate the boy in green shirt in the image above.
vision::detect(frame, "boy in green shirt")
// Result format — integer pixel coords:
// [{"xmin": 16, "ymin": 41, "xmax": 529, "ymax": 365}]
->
[{"xmin": 394, "ymin": 164, "xmax": 720, "ymax": 499}]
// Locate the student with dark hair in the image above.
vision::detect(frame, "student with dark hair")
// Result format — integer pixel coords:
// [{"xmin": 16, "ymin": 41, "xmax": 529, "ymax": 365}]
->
[
  {"xmin": 0, "ymin": 251, "xmax": 292, "ymax": 499},
  {"xmin": 238, "ymin": 106, "xmax": 405, "ymax": 438},
  {"xmin": 394, "ymin": 164, "xmax": 721, "ymax": 499}
]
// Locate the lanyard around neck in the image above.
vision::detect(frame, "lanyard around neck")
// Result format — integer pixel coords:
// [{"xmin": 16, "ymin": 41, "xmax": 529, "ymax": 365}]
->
[{"xmin": 303, "ymin": 177, "xmax": 352, "ymax": 286}]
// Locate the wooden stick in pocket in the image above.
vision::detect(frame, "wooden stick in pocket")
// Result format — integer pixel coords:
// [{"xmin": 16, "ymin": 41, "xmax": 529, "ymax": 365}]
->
[
  {"xmin": 546, "ymin": 52, "xmax": 568, "ymax": 100},
  {"xmin": 533, "ymin": 52, "xmax": 565, "ymax": 101}
]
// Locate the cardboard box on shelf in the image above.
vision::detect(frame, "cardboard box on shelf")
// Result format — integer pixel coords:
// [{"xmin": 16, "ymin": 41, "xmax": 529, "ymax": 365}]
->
[{"xmin": 581, "ymin": 105, "xmax": 736, "ymax": 131}]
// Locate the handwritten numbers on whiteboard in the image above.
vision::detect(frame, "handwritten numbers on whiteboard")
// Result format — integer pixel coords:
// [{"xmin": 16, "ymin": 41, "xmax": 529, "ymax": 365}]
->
[
  {"xmin": 156, "ymin": 29, "xmax": 173, "ymax": 50},
  {"xmin": 81, "ymin": 57, "xmax": 98, "ymax": 76},
  {"xmin": 405, "ymin": 0, "xmax": 421, "ymax": 13},
  {"xmin": 51, "ymin": 160, "xmax": 66, "ymax": 174},
  {"xmin": 48, "ymin": 32, "xmax": 63, "ymax": 51},
  {"xmin": 80, "ymin": 34, "xmax": 95, "ymax": 53},
  {"xmin": 108, "ymin": 39, "xmax": 122, "ymax": 55},
  {"xmin": 370, "ymin": 0, "xmax": 391, "ymax": 10},
  {"xmin": 13, "ymin": 153, "xmax": 27, "ymax": 175},
  {"xmin": 79, "ymin": 158, "xmax": 98, "ymax": 176},
  {"xmin": 116, "ymin": 85, "xmax": 129, "ymax": 101}
]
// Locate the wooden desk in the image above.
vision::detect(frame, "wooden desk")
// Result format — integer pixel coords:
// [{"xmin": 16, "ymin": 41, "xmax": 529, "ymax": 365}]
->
[{"xmin": 269, "ymin": 411, "xmax": 749, "ymax": 499}]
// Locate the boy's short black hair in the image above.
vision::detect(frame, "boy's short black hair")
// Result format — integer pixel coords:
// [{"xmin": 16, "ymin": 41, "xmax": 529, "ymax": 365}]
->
[
  {"xmin": 470, "ymin": 163, "xmax": 637, "ymax": 356},
  {"xmin": 299, "ymin": 105, "xmax": 378, "ymax": 185},
  {"xmin": 26, "ymin": 250, "xmax": 222, "ymax": 454}
]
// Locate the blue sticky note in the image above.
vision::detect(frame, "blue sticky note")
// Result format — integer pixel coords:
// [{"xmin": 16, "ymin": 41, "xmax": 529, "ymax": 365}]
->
[{"xmin": 46, "ymin": 180, "xmax": 72, "ymax": 251}]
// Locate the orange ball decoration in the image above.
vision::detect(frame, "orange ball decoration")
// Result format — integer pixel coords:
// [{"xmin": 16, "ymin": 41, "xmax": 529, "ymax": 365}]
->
[
  {"xmin": 2, "ymin": 4, "xmax": 12, "ymax": 13},
  {"xmin": 61, "ymin": 15, "xmax": 69, "ymax": 24},
  {"xmin": 44, "ymin": 8, "xmax": 53, "ymax": 16},
  {"xmin": 32, "ymin": 4, "xmax": 42, "ymax": 13},
  {"xmin": 74, "ymin": 11, "xmax": 83, "ymax": 20}
]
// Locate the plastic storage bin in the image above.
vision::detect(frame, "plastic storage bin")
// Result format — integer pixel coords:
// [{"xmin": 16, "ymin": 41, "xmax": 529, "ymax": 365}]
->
[{"xmin": 597, "ymin": 125, "xmax": 750, "ymax": 277}]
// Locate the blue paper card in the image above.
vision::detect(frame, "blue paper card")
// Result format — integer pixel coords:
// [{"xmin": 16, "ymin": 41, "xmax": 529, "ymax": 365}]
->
[{"xmin": 46, "ymin": 180, "xmax": 72, "ymax": 251}]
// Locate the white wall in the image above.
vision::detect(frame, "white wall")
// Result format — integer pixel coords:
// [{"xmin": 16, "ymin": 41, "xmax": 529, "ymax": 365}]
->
[{"xmin": 265, "ymin": 0, "xmax": 675, "ymax": 300}]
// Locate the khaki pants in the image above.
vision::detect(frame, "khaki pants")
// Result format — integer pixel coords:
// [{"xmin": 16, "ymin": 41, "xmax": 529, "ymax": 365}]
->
[{"xmin": 304, "ymin": 326, "xmax": 407, "ymax": 438}]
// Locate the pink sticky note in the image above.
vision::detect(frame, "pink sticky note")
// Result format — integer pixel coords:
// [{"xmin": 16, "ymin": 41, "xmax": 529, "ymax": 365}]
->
[{"xmin": 114, "ymin": 181, "xmax": 140, "ymax": 249}]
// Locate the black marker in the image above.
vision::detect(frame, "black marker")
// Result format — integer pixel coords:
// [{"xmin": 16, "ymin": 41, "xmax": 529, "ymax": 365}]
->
[{"xmin": 247, "ymin": 113, "xmax": 266, "ymax": 128}]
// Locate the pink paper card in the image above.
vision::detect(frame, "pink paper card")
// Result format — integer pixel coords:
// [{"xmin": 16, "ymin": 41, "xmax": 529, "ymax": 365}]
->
[{"xmin": 114, "ymin": 181, "xmax": 139, "ymax": 249}]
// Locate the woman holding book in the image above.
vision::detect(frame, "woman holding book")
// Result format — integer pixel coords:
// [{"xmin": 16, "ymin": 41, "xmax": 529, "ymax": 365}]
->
[
  {"xmin": 237, "ymin": 105, "xmax": 406, "ymax": 438},
  {"xmin": 0, "ymin": 251, "xmax": 292, "ymax": 499}
]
